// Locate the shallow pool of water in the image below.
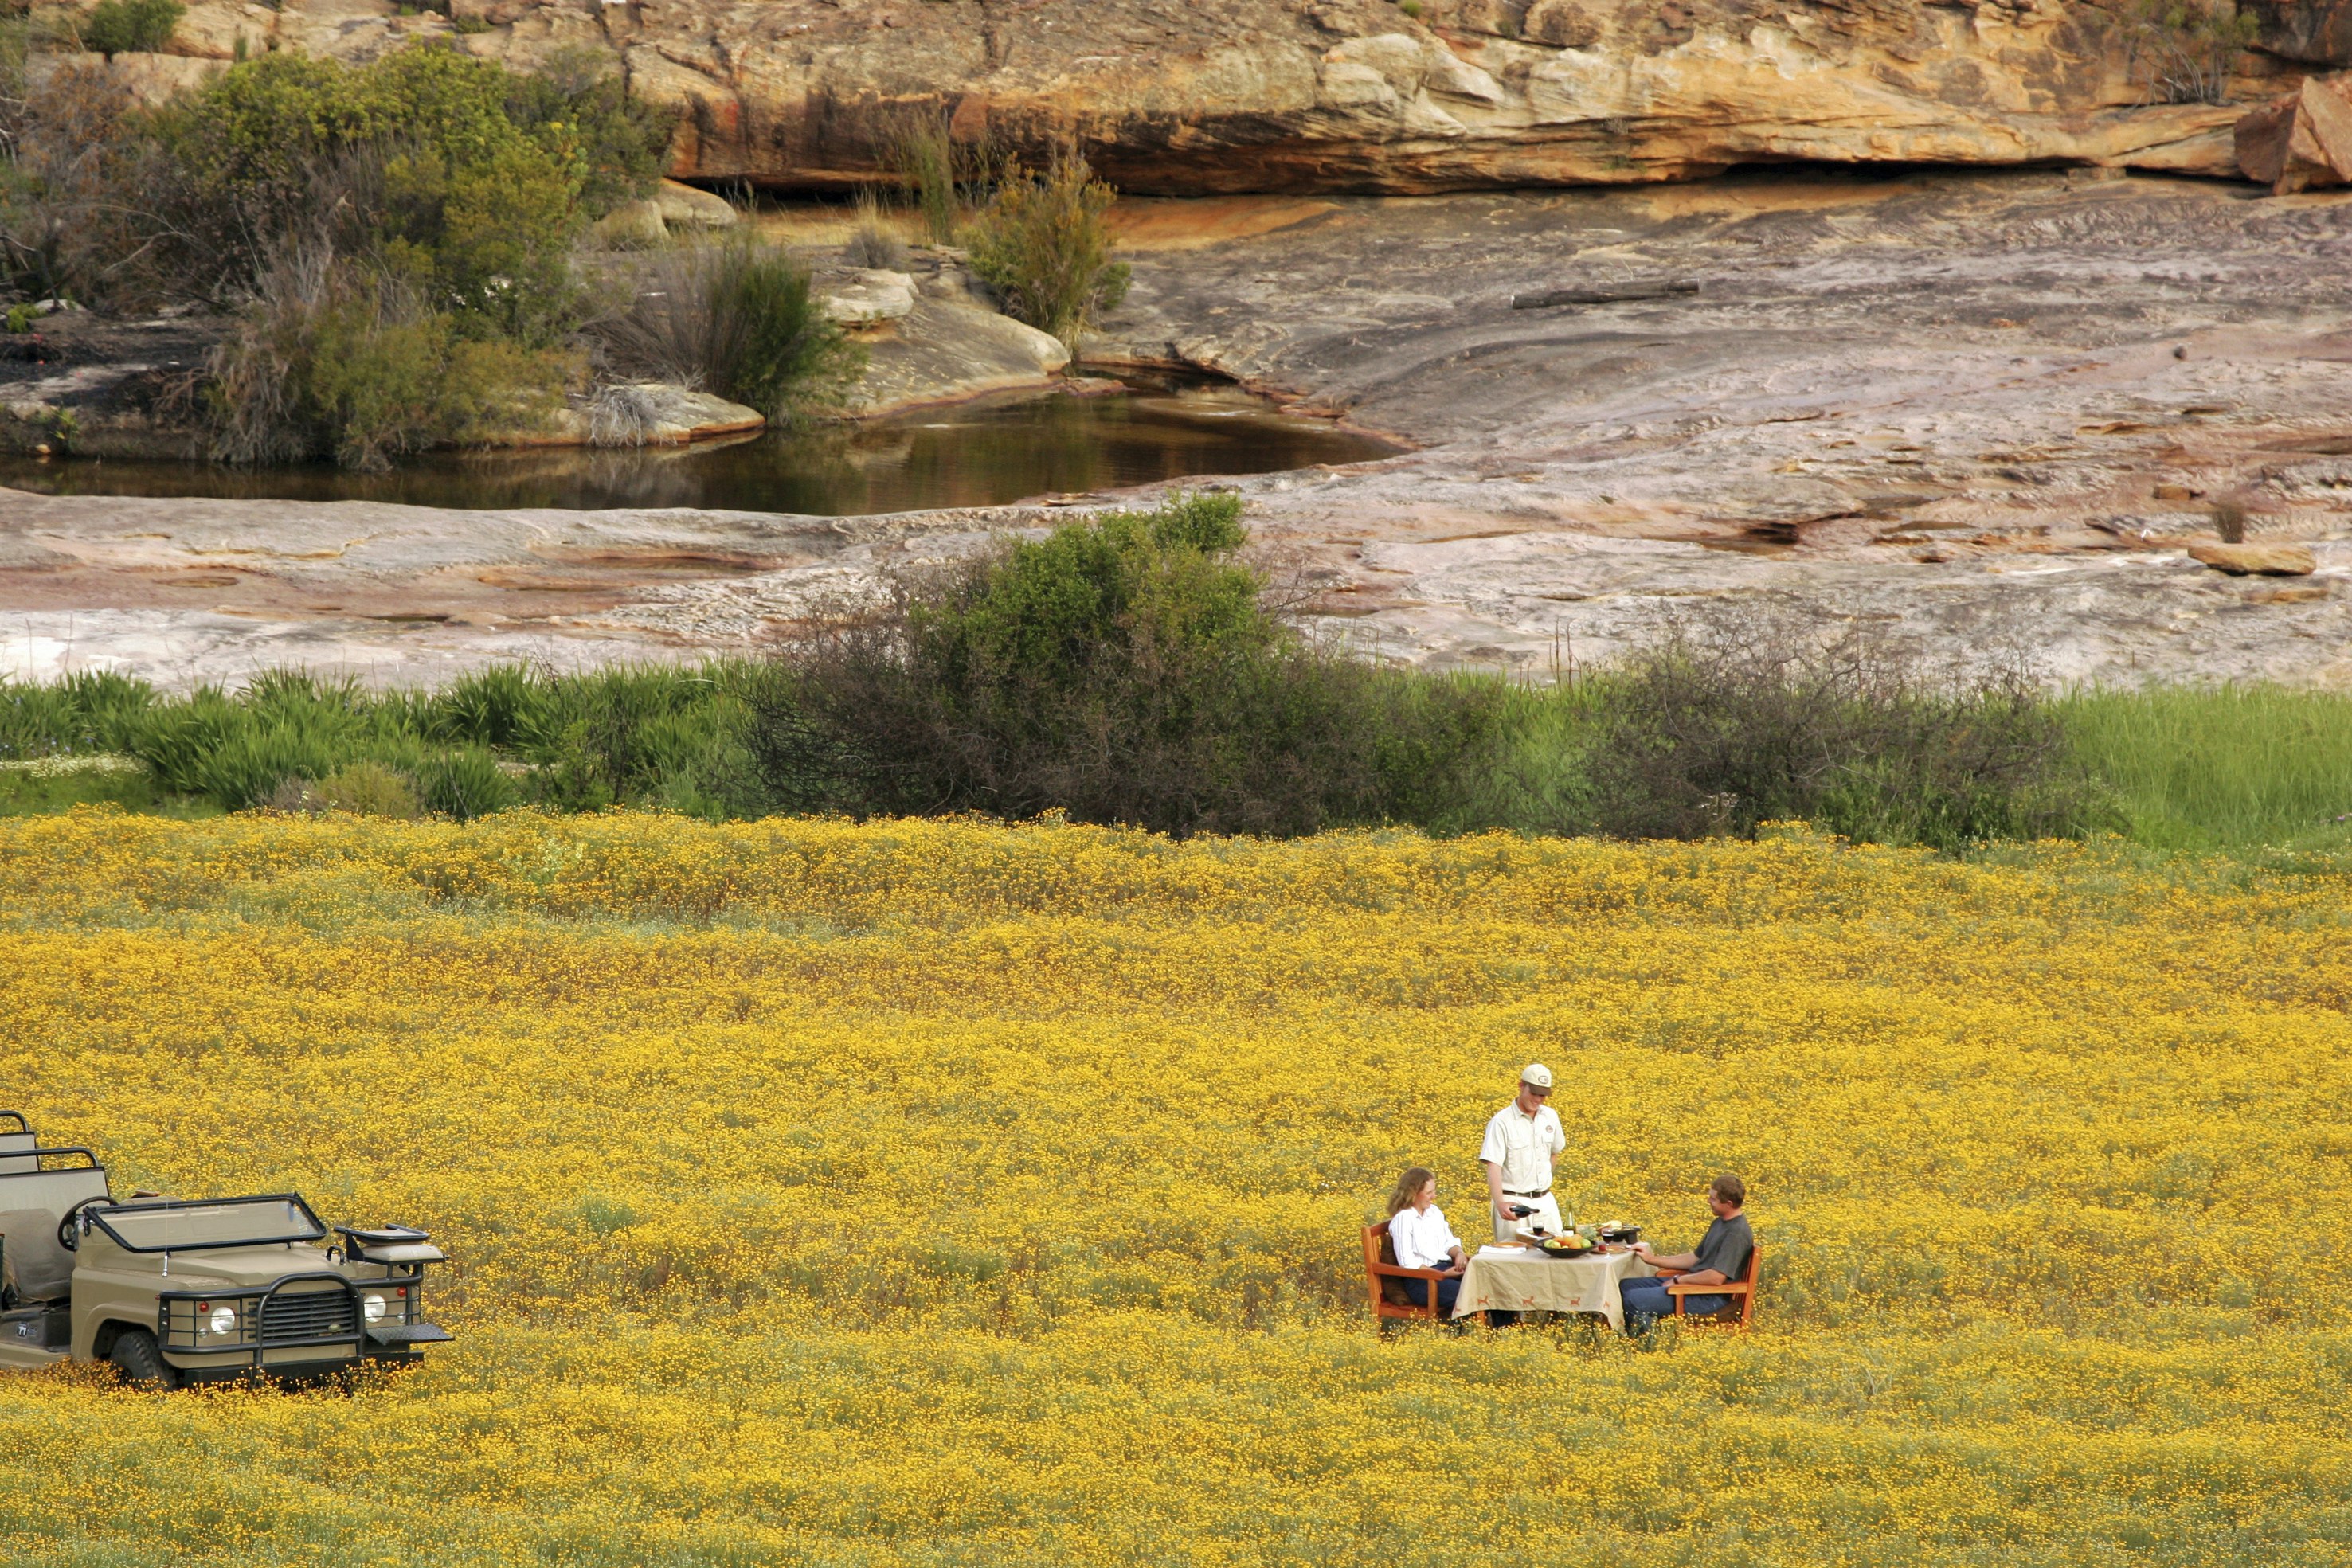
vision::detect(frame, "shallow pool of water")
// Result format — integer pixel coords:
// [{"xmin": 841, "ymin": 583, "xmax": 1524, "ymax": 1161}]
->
[{"xmin": 0, "ymin": 375, "xmax": 1398, "ymax": 514}]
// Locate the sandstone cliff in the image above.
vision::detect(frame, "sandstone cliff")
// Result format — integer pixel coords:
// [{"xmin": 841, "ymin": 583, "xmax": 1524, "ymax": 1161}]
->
[{"xmin": 55, "ymin": 0, "xmax": 2352, "ymax": 191}]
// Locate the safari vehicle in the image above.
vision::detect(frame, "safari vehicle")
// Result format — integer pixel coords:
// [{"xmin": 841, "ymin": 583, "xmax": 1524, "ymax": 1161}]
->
[{"xmin": 0, "ymin": 1114, "xmax": 452, "ymax": 1387}]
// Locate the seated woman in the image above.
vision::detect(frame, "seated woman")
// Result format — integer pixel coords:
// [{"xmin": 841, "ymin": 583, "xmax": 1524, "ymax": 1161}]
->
[{"xmin": 1384, "ymin": 1166, "xmax": 1468, "ymax": 1316}]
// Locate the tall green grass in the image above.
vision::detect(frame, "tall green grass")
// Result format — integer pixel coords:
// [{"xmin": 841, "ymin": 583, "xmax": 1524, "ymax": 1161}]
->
[
  {"xmin": 2056, "ymin": 684, "xmax": 2352, "ymax": 851},
  {"xmin": 10, "ymin": 663, "xmax": 2352, "ymax": 857},
  {"xmin": 0, "ymin": 663, "xmax": 777, "ymax": 819}
]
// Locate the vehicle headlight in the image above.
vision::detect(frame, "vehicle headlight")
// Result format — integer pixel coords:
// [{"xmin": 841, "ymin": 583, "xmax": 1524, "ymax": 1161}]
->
[
  {"xmin": 204, "ymin": 1304, "xmax": 237, "ymax": 1336},
  {"xmin": 362, "ymin": 1292, "xmax": 388, "ymax": 1324}
]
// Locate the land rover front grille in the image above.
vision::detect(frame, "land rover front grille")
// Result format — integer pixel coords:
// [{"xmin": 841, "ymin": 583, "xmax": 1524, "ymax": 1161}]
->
[{"xmin": 260, "ymin": 1288, "xmax": 356, "ymax": 1343}]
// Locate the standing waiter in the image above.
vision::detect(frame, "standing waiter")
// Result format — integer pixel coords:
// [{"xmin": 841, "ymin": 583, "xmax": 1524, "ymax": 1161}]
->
[{"xmin": 1480, "ymin": 1062, "xmax": 1566, "ymax": 1243}]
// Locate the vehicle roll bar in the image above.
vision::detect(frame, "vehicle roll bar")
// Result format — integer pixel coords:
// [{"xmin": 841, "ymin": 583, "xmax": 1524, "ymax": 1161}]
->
[{"xmin": 0, "ymin": 1146, "xmax": 102, "ymax": 1175}]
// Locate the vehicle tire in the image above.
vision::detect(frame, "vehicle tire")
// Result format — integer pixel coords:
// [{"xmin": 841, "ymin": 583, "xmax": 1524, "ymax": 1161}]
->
[{"xmin": 108, "ymin": 1328, "xmax": 181, "ymax": 1390}]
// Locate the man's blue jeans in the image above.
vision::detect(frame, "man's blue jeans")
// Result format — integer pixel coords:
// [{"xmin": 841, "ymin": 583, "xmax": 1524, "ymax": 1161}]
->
[
  {"xmin": 1621, "ymin": 1277, "xmax": 1725, "ymax": 1331},
  {"xmin": 1401, "ymin": 1275, "xmax": 1462, "ymax": 1316}
]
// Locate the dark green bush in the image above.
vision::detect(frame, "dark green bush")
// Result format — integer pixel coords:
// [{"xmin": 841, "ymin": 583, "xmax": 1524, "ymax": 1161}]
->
[
  {"xmin": 81, "ymin": 0, "xmax": 182, "ymax": 56},
  {"xmin": 702, "ymin": 242, "xmax": 863, "ymax": 420},
  {"xmin": 749, "ymin": 494, "xmax": 1506, "ymax": 836},
  {"xmin": 1567, "ymin": 618, "xmax": 2104, "ymax": 849},
  {"xmin": 500, "ymin": 47, "xmax": 673, "ymax": 220},
  {"xmin": 151, "ymin": 46, "xmax": 609, "ymax": 336},
  {"xmin": 0, "ymin": 548, "xmax": 2121, "ymax": 849}
]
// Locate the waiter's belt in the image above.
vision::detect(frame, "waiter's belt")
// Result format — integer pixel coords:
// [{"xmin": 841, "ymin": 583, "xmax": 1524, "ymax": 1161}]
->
[{"xmin": 1503, "ymin": 1187, "xmax": 1551, "ymax": 1198}]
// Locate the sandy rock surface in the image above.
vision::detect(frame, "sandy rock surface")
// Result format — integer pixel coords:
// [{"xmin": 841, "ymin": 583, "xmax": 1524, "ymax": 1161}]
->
[
  {"xmin": 0, "ymin": 491, "xmax": 1025, "ymax": 689},
  {"xmin": 12, "ymin": 170, "xmax": 2352, "ymax": 690},
  {"xmin": 1082, "ymin": 170, "xmax": 2352, "ymax": 683}
]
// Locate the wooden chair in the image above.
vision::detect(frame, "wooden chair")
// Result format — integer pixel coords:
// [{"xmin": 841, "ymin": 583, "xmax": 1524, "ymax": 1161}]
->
[
  {"xmin": 1362, "ymin": 1220, "xmax": 1447, "ymax": 1325},
  {"xmin": 1657, "ymin": 1241, "xmax": 1761, "ymax": 1330}
]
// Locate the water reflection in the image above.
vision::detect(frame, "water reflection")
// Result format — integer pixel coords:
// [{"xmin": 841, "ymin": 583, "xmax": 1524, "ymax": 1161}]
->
[{"xmin": 0, "ymin": 375, "xmax": 1398, "ymax": 514}]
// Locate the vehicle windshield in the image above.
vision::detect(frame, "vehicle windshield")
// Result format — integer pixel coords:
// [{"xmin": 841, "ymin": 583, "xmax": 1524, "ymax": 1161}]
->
[{"xmin": 92, "ymin": 1195, "xmax": 326, "ymax": 1252}]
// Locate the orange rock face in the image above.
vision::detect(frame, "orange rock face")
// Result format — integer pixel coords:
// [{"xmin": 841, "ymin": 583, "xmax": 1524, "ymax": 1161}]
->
[
  {"xmin": 2236, "ymin": 74, "xmax": 2352, "ymax": 194},
  {"xmin": 133, "ymin": 0, "xmax": 2284, "ymax": 194}
]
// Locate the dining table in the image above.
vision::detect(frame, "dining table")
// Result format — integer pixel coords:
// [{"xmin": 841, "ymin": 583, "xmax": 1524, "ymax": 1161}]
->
[{"xmin": 1451, "ymin": 1243, "xmax": 1657, "ymax": 1331}]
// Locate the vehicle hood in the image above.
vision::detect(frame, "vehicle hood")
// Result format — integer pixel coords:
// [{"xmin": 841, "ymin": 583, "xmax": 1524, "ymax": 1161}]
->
[{"xmin": 127, "ymin": 1243, "xmax": 350, "ymax": 1288}]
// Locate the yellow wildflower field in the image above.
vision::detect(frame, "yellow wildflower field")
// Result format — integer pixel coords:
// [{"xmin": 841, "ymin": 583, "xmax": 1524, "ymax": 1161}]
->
[{"xmin": 0, "ymin": 811, "xmax": 2346, "ymax": 1566}]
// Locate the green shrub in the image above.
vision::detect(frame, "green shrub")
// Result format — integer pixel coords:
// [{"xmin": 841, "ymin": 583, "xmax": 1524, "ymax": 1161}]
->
[
  {"xmin": 2, "ymin": 662, "xmax": 781, "ymax": 819},
  {"xmin": 315, "ymin": 759, "xmax": 423, "ymax": 818},
  {"xmin": 750, "ymin": 494, "xmax": 1507, "ymax": 835},
  {"xmin": 205, "ymin": 251, "xmax": 568, "ymax": 469},
  {"xmin": 150, "ymin": 44, "xmax": 652, "ymax": 334},
  {"xmin": 499, "ymin": 46, "xmax": 674, "ymax": 229},
  {"xmin": 81, "ymin": 0, "xmax": 182, "ymax": 55},
  {"xmin": 883, "ymin": 113, "xmax": 964, "ymax": 245},
  {"xmin": 2123, "ymin": 0, "xmax": 2258, "ymax": 105},
  {"xmin": 425, "ymin": 663, "xmax": 546, "ymax": 749},
  {"xmin": 589, "ymin": 239, "xmax": 863, "ymax": 422},
  {"xmin": 0, "ymin": 669, "xmax": 156, "ymax": 759},
  {"xmin": 1564, "ymin": 619, "xmax": 2102, "ymax": 849},
  {"xmin": 415, "ymin": 746, "xmax": 515, "ymax": 819},
  {"xmin": 965, "ymin": 151, "xmax": 1129, "ymax": 354}
]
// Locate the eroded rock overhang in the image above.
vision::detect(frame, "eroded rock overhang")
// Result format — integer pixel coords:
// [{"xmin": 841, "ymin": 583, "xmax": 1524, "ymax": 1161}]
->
[{"xmin": 82, "ymin": 0, "xmax": 2347, "ymax": 192}]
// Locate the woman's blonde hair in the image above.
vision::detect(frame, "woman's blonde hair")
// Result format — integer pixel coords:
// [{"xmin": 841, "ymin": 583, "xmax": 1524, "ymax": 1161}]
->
[{"xmin": 1385, "ymin": 1166, "xmax": 1436, "ymax": 1218}]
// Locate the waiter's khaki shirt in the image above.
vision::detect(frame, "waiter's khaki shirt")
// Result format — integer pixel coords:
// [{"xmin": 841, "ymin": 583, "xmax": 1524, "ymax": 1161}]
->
[{"xmin": 1478, "ymin": 1101, "xmax": 1566, "ymax": 1192}]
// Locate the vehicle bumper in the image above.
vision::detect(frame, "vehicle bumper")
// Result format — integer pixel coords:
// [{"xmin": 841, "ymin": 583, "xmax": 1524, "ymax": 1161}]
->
[
  {"xmin": 365, "ymin": 1323, "xmax": 453, "ymax": 1350},
  {"xmin": 163, "ymin": 1323, "xmax": 452, "ymax": 1377}
]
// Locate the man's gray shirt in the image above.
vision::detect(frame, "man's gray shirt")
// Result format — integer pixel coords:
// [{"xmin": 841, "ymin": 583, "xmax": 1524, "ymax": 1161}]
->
[{"xmin": 1689, "ymin": 1213, "xmax": 1753, "ymax": 1285}]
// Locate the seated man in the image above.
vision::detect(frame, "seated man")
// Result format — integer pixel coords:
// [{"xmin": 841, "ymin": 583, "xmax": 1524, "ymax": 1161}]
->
[{"xmin": 1622, "ymin": 1174, "xmax": 1751, "ymax": 1332}]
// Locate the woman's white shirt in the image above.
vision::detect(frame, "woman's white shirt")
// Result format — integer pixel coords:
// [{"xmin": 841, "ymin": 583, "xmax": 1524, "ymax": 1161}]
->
[{"xmin": 1389, "ymin": 1204, "xmax": 1462, "ymax": 1270}]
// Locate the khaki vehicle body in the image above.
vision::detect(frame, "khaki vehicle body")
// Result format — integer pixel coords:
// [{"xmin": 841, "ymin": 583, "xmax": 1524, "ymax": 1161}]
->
[{"xmin": 0, "ymin": 1116, "xmax": 450, "ymax": 1386}]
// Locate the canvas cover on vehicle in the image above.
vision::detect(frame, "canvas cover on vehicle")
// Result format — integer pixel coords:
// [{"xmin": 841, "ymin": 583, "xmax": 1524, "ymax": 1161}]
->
[{"xmin": 0, "ymin": 1128, "xmax": 34, "ymax": 1176}]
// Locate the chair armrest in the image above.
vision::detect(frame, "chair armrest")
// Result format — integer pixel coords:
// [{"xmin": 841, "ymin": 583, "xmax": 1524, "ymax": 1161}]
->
[
  {"xmin": 1369, "ymin": 1262, "xmax": 1447, "ymax": 1281},
  {"xmin": 1665, "ymin": 1279, "xmax": 1749, "ymax": 1294}
]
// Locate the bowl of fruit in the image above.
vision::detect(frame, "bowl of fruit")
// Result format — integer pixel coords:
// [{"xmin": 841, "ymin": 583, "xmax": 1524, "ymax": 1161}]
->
[{"xmin": 1537, "ymin": 1234, "xmax": 1593, "ymax": 1258}]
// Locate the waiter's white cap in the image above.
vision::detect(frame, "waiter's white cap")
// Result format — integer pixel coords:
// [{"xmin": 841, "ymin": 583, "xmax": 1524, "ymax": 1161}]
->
[{"xmin": 1520, "ymin": 1062, "xmax": 1554, "ymax": 1089}]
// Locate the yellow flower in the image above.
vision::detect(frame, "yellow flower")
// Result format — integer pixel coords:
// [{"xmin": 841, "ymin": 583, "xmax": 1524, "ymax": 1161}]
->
[{"xmin": 0, "ymin": 809, "xmax": 2342, "ymax": 1563}]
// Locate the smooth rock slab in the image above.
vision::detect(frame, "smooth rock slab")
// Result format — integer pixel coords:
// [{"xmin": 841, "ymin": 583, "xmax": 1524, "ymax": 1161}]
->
[
  {"xmin": 842, "ymin": 299, "xmax": 1071, "ymax": 418},
  {"xmin": 821, "ymin": 270, "xmax": 918, "ymax": 327},
  {"xmin": 541, "ymin": 385, "xmax": 765, "ymax": 447},
  {"xmin": 2188, "ymin": 542, "xmax": 2319, "ymax": 575}
]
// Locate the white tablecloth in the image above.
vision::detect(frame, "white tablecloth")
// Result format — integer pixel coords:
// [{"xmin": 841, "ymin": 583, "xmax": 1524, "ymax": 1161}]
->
[{"xmin": 1452, "ymin": 1245, "xmax": 1655, "ymax": 1330}]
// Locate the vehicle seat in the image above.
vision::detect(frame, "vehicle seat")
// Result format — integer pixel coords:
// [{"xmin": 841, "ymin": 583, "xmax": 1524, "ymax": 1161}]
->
[
  {"xmin": 0, "ymin": 1130, "xmax": 34, "ymax": 1177},
  {"xmin": 0, "ymin": 1166, "xmax": 109, "ymax": 1302}
]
